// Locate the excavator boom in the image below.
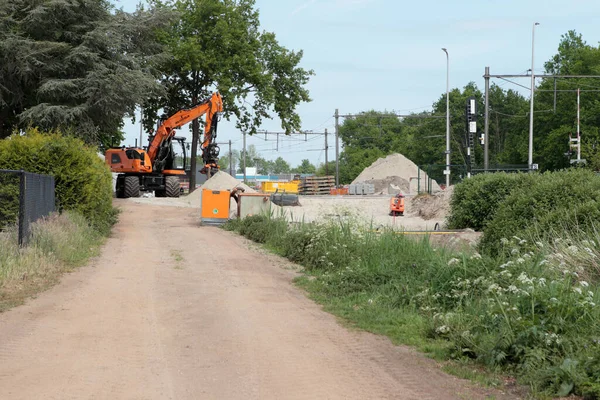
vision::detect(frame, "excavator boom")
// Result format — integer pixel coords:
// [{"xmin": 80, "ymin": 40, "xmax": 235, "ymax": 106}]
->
[
  {"xmin": 147, "ymin": 92, "xmax": 223, "ymax": 172},
  {"xmin": 105, "ymin": 91, "xmax": 223, "ymax": 199}
]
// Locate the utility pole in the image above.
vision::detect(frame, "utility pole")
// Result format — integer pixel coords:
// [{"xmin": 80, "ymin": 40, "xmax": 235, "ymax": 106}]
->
[
  {"xmin": 529, "ymin": 22, "xmax": 540, "ymax": 170},
  {"xmin": 335, "ymin": 109, "xmax": 340, "ymax": 186},
  {"xmin": 577, "ymin": 88, "xmax": 581, "ymax": 162},
  {"xmin": 228, "ymin": 140, "xmax": 232, "ymax": 176},
  {"xmin": 442, "ymin": 48, "xmax": 450, "ymax": 187},
  {"xmin": 484, "ymin": 66, "xmax": 490, "ymax": 170},
  {"xmin": 243, "ymin": 131, "xmax": 247, "ymax": 182},
  {"xmin": 324, "ymin": 128, "xmax": 329, "ymax": 176}
]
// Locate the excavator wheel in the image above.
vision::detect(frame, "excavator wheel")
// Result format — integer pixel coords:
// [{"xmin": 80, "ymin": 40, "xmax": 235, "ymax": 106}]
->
[
  {"xmin": 165, "ymin": 176, "xmax": 180, "ymax": 198},
  {"xmin": 115, "ymin": 176, "xmax": 125, "ymax": 198},
  {"xmin": 124, "ymin": 176, "xmax": 140, "ymax": 198}
]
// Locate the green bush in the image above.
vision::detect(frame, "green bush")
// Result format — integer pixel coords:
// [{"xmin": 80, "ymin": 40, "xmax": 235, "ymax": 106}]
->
[
  {"xmin": 0, "ymin": 173, "xmax": 20, "ymax": 230},
  {"xmin": 0, "ymin": 129, "xmax": 116, "ymax": 234},
  {"xmin": 481, "ymin": 169, "xmax": 600, "ymax": 255},
  {"xmin": 446, "ymin": 172, "xmax": 534, "ymax": 231}
]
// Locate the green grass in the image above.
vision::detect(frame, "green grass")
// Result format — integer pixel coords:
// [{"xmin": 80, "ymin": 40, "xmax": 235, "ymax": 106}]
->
[
  {"xmin": 0, "ymin": 212, "xmax": 106, "ymax": 311},
  {"xmin": 224, "ymin": 215, "xmax": 600, "ymax": 399},
  {"xmin": 170, "ymin": 249, "xmax": 184, "ymax": 269}
]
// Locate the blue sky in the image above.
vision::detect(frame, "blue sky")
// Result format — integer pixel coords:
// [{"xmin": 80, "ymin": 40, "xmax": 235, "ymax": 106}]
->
[{"xmin": 116, "ymin": 0, "xmax": 600, "ymax": 167}]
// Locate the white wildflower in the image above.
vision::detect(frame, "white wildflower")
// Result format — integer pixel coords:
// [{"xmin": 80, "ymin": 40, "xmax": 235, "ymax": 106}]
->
[
  {"xmin": 507, "ymin": 285, "xmax": 519, "ymax": 294},
  {"xmin": 523, "ymin": 253, "xmax": 532, "ymax": 259},
  {"xmin": 470, "ymin": 252, "xmax": 482, "ymax": 260},
  {"xmin": 538, "ymin": 278, "xmax": 546, "ymax": 287},
  {"xmin": 436, "ymin": 325, "xmax": 450, "ymax": 334},
  {"xmin": 517, "ymin": 272, "xmax": 533, "ymax": 285},
  {"xmin": 580, "ymin": 281, "xmax": 590, "ymax": 288},
  {"xmin": 519, "ymin": 239, "xmax": 527, "ymax": 245},
  {"xmin": 487, "ymin": 283, "xmax": 502, "ymax": 293},
  {"xmin": 447, "ymin": 258, "xmax": 460, "ymax": 266},
  {"xmin": 499, "ymin": 270, "xmax": 512, "ymax": 278},
  {"xmin": 554, "ymin": 238, "xmax": 562, "ymax": 243},
  {"xmin": 568, "ymin": 245, "xmax": 579, "ymax": 254},
  {"xmin": 511, "ymin": 248, "xmax": 519, "ymax": 255},
  {"xmin": 573, "ymin": 287, "xmax": 583, "ymax": 295},
  {"xmin": 536, "ymin": 241, "xmax": 544, "ymax": 248},
  {"xmin": 500, "ymin": 238, "xmax": 509, "ymax": 245},
  {"xmin": 512, "ymin": 236, "xmax": 522, "ymax": 242},
  {"xmin": 516, "ymin": 257, "xmax": 526, "ymax": 264}
]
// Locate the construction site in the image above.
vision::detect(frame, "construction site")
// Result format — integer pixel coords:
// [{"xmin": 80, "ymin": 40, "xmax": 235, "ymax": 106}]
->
[{"xmin": 125, "ymin": 152, "xmax": 452, "ymax": 232}]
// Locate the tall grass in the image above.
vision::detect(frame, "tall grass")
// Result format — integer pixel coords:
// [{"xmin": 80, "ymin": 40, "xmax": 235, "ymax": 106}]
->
[
  {"xmin": 0, "ymin": 212, "xmax": 104, "ymax": 310},
  {"xmin": 225, "ymin": 216, "xmax": 600, "ymax": 398}
]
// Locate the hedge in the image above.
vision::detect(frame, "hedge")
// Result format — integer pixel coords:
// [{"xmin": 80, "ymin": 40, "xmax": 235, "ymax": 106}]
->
[{"xmin": 0, "ymin": 129, "xmax": 116, "ymax": 234}]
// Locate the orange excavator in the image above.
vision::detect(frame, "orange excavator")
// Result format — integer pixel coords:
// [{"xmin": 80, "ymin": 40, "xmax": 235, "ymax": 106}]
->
[{"xmin": 105, "ymin": 92, "xmax": 224, "ymax": 198}]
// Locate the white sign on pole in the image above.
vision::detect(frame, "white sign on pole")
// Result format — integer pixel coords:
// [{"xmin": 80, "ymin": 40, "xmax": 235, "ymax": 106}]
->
[{"xmin": 469, "ymin": 121, "xmax": 477, "ymax": 133}]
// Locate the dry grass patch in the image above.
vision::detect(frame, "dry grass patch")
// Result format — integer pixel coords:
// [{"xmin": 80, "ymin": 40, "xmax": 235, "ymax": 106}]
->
[{"xmin": 0, "ymin": 212, "xmax": 104, "ymax": 311}]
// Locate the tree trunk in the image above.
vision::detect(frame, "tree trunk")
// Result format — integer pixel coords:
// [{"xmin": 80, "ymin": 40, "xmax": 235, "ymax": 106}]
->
[{"xmin": 190, "ymin": 118, "xmax": 199, "ymax": 192}]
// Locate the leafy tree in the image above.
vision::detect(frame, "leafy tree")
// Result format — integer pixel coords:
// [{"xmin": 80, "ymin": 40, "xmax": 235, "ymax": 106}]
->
[
  {"xmin": 144, "ymin": 0, "xmax": 313, "ymax": 190},
  {"xmin": 271, "ymin": 157, "xmax": 291, "ymax": 174},
  {"xmin": 292, "ymin": 159, "xmax": 316, "ymax": 175},
  {"xmin": 239, "ymin": 144, "xmax": 261, "ymax": 172},
  {"xmin": 316, "ymin": 161, "xmax": 336, "ymax": 177},
  {"xmin": 218, "ymin": 149, "xmax": 240, "ymax": 173},
  {"xmin": 0, "ymin": 0, "xmax": 170, "ymax": 147},
  {"xmin": 535, "ymin": 30, "xmax": 600, "ymax": 170}
]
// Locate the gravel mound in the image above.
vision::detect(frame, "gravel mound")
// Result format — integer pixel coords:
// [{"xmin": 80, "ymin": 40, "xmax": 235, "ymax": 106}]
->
[
  {"xmin": 352, "ymin": 154, "xmax": 441, "ymax": 194},
  {"xmin": 184, "ymin": 171, "xmax": 255, "ymax": 207},
  {"xmin": 407, "ymin": 186, "xmax": 453, "ymax": 220}
]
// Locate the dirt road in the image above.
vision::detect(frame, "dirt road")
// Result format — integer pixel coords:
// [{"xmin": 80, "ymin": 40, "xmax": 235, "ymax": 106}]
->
[{"xmin": 0, "ymin": 202, "xmax": 504, "ymax": 399}]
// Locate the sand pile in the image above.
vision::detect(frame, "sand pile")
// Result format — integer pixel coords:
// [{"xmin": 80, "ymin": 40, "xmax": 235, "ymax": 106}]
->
[
  {"xmin": 408, "ymin": 186, "xmax": 453, "ymax": 220},
  {"xmin": 183, "ymin": 171, "xmax": 255, "ymax": 207},
  {"xmin": 352, "ymin": 154, "xmax": 441, "ymax": 194}
]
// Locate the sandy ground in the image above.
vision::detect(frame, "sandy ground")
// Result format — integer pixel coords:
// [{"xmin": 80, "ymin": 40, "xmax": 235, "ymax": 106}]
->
[
  {"xmin": 127, "ymin": 194, "xmax": 445, "ymax": 230},
  {"xmin": 0, "ymin": 202, "xmax": 507, "ymax": 399}
]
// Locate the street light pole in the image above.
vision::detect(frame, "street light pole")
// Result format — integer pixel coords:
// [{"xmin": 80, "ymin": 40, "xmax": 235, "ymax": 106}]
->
[
  {"xmin": 442, "ymin": 48, "xmax": 450, "ymax": 187},
  {"xmin": 528, "ymin": 22, "xmax": 540, "ymax": 170}
]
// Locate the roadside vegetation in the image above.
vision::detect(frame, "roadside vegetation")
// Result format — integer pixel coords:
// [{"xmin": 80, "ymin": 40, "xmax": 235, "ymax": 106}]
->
[
  {"xmin": 0, "ymin": 212, "xmax": 104, "ymax": 311},
  {"xmin": 0, "ymin": 130, "xmax": 117, "ymax": 310},
  {"xmin": 0, "ymin": 129, "xmax": 117, "ymax": 234},
  {"xmin": 225, "ymin": 169, "xmax": 600, "ymax": 398}
]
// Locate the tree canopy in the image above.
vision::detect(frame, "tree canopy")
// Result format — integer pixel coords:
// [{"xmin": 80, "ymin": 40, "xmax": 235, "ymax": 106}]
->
[
  {"xmin": 0, "ymin": 0, "xmax": 170, "ymax": 148},
  {"xmin": 144, "ymin": 0, "xmax": 313, "ymax": 188}
]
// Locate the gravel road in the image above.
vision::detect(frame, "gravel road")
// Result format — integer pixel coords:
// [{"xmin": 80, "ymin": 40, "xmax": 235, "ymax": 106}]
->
[{"xmin": 0, "ymin": 201, "xmax": 508, "ymax": 399}]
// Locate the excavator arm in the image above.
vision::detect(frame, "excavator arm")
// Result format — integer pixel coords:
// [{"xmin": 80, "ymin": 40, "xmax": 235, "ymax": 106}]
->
[{"xmin": 148, "ymin": 92, "xmax": 223, "ymax": 173}]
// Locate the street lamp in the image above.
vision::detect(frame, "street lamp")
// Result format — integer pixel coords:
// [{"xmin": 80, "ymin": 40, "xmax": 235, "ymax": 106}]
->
[
  {"xmin": 442, "ymin": 48, "xmax": 450, "ymax": 187},
  {"xmin": 528, "ymin": 22, "xmax": 540, "ymax": 170}
]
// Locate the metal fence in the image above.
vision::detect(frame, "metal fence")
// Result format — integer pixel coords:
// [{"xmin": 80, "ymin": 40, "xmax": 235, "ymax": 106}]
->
[{"xmin": 0, "ymin": 170, "xmax": 56, "ymax": 245}]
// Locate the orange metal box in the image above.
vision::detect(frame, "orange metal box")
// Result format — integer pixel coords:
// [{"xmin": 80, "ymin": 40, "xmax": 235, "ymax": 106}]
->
[{"xmin": 201, "ymin": 189, "xmax": 231, "ymax": 225}]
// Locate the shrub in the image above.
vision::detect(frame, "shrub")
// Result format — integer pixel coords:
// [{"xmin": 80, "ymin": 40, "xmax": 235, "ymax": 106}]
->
[
  {"xmin": 0, "ymin": 129, "xmax": 116, "ymax": 234},
  {"xmin": 446, "ymin": 172, "xmax": 534, "ymax": 231},
  {"xmin": 0, "ymin": 173, "xmax": 20, "ymax": 230},
  {"xmin": 481, "ymin": 169, "xmax": 600, "ymax": 255}
]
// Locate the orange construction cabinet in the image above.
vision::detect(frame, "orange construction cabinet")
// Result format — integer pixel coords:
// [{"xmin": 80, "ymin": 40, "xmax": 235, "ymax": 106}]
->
[{"xmin": 201, "ymin": 189, "xmax": 231, "ymax": 225}]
